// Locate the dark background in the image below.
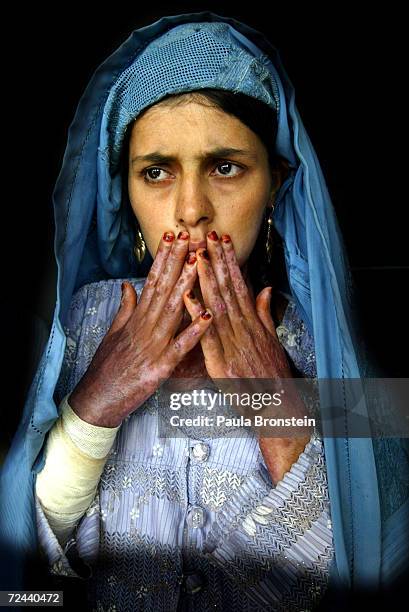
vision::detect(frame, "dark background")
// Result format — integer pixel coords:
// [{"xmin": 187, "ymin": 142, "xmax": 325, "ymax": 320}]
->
[
  {"xmin": 0, "ymin": 3, "xmax": 407, "ymax": 608},
  {"xmin": 1, "ymin": 4, "xmax": 407, "ymax": 450},
  {"xmin": 1, "ymin": 3, "xmax": 407, "ymax": 453}
]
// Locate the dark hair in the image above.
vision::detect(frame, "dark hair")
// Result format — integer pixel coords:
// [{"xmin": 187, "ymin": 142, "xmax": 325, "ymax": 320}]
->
[{"xmin": 121, "ymin": 88, "xmax": 289, "ymax": 309}]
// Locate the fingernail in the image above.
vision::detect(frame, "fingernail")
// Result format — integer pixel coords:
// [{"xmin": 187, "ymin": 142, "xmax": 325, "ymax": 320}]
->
[
  {"xmin": 200, "ymin": 309, "xmax": 212, "ymax": 320},
  {"xmin": 221, "ymin": 234, "xmax": 231, "ymax": 243},
  {"xmin": 187, "ymin": 289, "xmax": 196, "ymax": 300},
  {"xmin": 177, "ymin": 231, "xmax": 189, "ymax": 240},
  {"xmin": 163, "ymin": 231, "xmax": 174, "ymax": 242},
  {"xmin": 199, "ymin": 249, "xmax": 210, "ymax": 261},
  {"xmin": 186, "ymin": 252, "xmax": 197, "ymax": 265},
  {"xmin": 207, "ymin": 230, "xmax": 218, "ymax": 241}
]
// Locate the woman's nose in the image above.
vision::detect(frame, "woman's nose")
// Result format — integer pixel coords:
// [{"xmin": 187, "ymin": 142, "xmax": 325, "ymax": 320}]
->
[{"xmin": 174, "ymin": 176, "xmax": 214, "ymax": 228}]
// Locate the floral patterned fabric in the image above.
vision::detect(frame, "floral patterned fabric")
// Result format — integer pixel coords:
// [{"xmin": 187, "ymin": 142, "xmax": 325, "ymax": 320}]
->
[{"xmin": 35, "ymin": 278, "xmax": 335, "ymax": 612}]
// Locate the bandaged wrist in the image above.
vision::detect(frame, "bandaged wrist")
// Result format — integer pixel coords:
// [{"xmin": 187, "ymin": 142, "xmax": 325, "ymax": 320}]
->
[{"xmin": 61, "ymin": 393, "xmax": 121, "ymax": 459}]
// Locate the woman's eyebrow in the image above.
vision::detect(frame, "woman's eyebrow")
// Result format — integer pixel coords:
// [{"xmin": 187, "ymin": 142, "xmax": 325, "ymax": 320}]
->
[{"xmin": 131, "ymin": 147, "xmax": 257, "ymax": 165}]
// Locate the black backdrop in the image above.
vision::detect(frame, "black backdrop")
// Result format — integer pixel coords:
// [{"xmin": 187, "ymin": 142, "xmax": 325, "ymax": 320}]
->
[
  {"xmin": 1, "ymin": 4, "xmax": 407, "ymax": 446},
  {"xmin": 1, "ymin": 2, "xmax": 407, "ymax": 450},
  {"xmin": 0, "ymin": 2, "xmax": 407, "ymax": 607}
]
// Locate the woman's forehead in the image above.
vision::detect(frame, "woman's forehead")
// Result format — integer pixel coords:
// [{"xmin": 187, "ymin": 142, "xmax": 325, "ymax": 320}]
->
[
  {"xmin": 132, "ymin": 96, "xmax": 234, "ymax": 126},
  {"xmin": 129, "ymin": 101, "xmax": 263, "ymax": 152}
]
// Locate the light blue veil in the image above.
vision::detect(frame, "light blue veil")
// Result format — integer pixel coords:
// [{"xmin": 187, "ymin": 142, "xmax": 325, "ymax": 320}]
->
[{"xmin": 1, "ymin": 11, "xmax": 408, "ymax": 596}]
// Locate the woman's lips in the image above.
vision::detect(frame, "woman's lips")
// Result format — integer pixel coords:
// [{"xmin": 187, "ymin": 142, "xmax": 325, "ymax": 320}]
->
[{"xmin": 188, "ymin": 240, "xmax": 207, "ymax": 251}]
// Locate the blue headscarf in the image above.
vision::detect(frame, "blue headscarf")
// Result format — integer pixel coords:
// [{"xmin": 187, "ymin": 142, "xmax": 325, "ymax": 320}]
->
[{"xmin": 1, "ymin": 11, "xmax": 408, "ymax": 595}]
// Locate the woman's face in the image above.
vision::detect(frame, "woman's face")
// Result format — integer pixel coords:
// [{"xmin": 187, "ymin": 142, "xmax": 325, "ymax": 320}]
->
[{"xmin": 128, "ymin": 97, "xmax": 277, "ymax": 268}]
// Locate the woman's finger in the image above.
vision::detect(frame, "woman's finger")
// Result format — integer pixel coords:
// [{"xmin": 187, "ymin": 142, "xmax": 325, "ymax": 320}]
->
[
  {"xmin": 220, "ymin": 234, "xmax": 260, "ymax": 322},
  {"xmin": 205, "ymin": 230, "xmax": 244, "ymax": 326},
  {"xmin": 108, "ymin": 281, "xmax": 138, "ymax": 335},
  {"xmin": 183, "ymin": 288, "xmax": 224, "ymax": 364},
  {"xmin": 196, "ymin": 248, "xmax": 235, "ymax": 347},
  {"xmin": 165, "ymin": 308, "xmax": 214, "ymax": 369},
  {"xmin": 204, "ymin": 234, "xmax": 266, "ymax": 346},
  {"xmin": 142, "ymin": 231, "xmax": 190, "ymax": 330},
  {"xmin": 152, "ymin": 252, "xmax": 198, "ymax": 341},
  {"xmin": 136, "ymin": 231, "xmax": 175, "ymax": 317},
  {"xmin": 255, "ymin": 287, "xmax": 278, "ymax": 338}
]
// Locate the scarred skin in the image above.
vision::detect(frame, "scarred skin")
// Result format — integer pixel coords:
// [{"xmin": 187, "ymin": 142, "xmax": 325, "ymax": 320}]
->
[
  {"xmin": 69, "ymin": 228, "xmax": 311, "ymax": 485},
  {"xmin": 69, "ymin": 231, "xmax": 214, "ymax": 428},
  {"xmin": 70, "ymin": 95, "xmax": 312, "ymax": 485},
  {"xmin": 182, "ymin": 231, "xmax": 312, "ymax": 485}
]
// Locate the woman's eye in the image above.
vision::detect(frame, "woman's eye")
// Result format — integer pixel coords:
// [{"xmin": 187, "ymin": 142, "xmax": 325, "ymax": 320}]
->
[
  {"xmin": 142, "ymin": 167, "xmax": 171, "ymax": 182},
  {"xmin": 213, "ymin": 162, "xmax": 242, "ymax": 177},
  {"xmin": 141, "ymin": 162, "xmax": 243, "ymax": 182}
]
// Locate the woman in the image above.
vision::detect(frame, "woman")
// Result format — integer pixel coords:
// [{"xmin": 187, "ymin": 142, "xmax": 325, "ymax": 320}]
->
[{"xmin": 1, "ymin": 11, "xmax": 408, "ymax": 612}]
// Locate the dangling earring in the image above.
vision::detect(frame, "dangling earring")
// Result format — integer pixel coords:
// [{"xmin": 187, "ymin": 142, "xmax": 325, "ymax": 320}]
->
[
  {"xmin": 134, "ymin": 225, "xmax": 146, "ymax": 263},
  {"xmin": 265, "ymin": 203, "xmax": 275, "ymax": 267}
]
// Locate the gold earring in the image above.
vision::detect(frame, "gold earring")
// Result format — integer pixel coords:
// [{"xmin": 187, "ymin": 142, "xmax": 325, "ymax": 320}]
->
[{"xmin": 134, "ymin": 227, "xmax": 146, "ymax": 263}]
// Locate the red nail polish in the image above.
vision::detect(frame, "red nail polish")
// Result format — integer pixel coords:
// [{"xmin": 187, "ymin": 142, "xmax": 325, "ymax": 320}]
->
[
  {"xmin": 221, "ymin": 234, "xmax": 231, "ymax": 243},
  {"xmin": 186, "ymin": 252, "xmax": 197, "ymax": 265},
  {"xmin": 177, "ymin": 231, "xmax": 189, "ymax": 240},
  {"xmin": 163, "ymin": 232, "xmax": 174, "ymax": 242},
  {"xmin": 200, "ymin": 249, "xmax": 210, "ymax": 261},
  {"xmin": 187, "ymin": 290, "xmax": 196, "ymax": 300},
  {"xmin": 208, "ymin": 230, "xmax": 218, "ymax": 241},
  {"xmin": 200, "ymin": 309, "xmax": 212, "ymax": 320}
]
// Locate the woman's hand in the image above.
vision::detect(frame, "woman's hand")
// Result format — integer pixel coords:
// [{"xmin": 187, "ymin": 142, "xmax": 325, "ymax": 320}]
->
[
  {"xmin": 183, "ymin": 231, "xmax": 292, "ymax": 380},
  {"xmin": 68, "ymin": 231, "xmax": 213, "ymax": 428},
  {"xmin": 183, "ymin": 231, "xmax": 311, "ymax": 485}
]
